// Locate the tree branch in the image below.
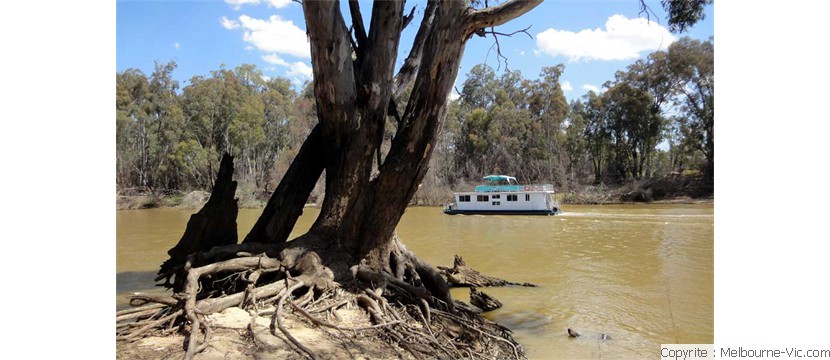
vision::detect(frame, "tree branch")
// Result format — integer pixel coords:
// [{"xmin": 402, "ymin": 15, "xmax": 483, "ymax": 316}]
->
[
  {"xmin": 243, "ymin": 125, "xmax": 325, "ymax": 245},
  {"xmin": 301, "ymin": 0, "xmax": 356, "ymax": 135},
  {"xmin": 401, "ymin": 5, "xmax": 417, "ymax": 30},
  {"xmin": 349, "ymin": 0, "xmax": 368, "ymax": 53},
  {"xmin": 467, "ymin": 0, "xmax": 542, "ymax": 30},
  {"xmin": 393, "ymin": 0, "xmax": 438, "ymax": 98},
  {"xmin": 361, "ymin": 0, "xmax": 406, "ymax": 167},
  {"xmin": 364, "ymin": 0, "xmax": 405, "ymax": 87},
  {"xmin": 475, "ymin": 25, "xmax": 533, "ymax": 39},
  {"xmin": 477, "ymin": 25, "xmax": 533, "ymax": 71},
  {"xmin": 358, "ymin": 1, "xmax": 470, "ymax": 253}
]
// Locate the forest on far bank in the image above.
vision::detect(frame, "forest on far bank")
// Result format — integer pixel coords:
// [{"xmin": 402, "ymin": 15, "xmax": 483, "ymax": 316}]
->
[{"xmin": 116, "ymin": 36, "xmax": 713, "ymax": 207}]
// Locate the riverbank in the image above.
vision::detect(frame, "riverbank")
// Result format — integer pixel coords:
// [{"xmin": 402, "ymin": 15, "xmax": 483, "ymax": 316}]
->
[
  {"xmin": 118, "ymin": 174, "xmax": 712, "ymax": 211},
  {"xmin": 559, "ymin": 174, "xmax": 713, "ymax": 205},
  {"xmin": 117, "ymin": 306, "xmax": 413, "ymax": 359}
]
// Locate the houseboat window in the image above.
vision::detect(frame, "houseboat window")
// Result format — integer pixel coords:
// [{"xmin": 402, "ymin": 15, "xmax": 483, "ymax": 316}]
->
[
  {"xmin": 458, "ymin": 195, "xmax": 470, "ymax": 202},
  {"xmin": 507, "ymin": 194, "xmax": 517, "ymax": 201},
  {"xmin": 492, "ymin": 201, "xmax": 500, "ymax": 206},
  {"xmin": 492, "ymin": 194, "xmax": 500, "ymax": 199},
  {"xmin": 525, "ymin": 194, "xmax": 531, "ymax": 201},
  {"xmin": 477, "ymin": 195, "xmax": 489, "ymax": 202}
]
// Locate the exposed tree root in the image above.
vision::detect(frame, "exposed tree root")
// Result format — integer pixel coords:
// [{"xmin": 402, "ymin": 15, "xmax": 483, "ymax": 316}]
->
[
  {"xmin": 439, "ymin": 255, "xmax": 537, "ymax": 288},
  {"xmin": 117, "ymin": 241, "xmax": 532, "ymax": 359},
  {"xmin": 273, "ymin": 280, "xmax": 318, "ymax": 360}
]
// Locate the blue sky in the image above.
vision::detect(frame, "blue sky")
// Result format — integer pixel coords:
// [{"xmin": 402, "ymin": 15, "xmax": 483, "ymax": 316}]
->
[{"xmin": 117, "ymin": 0, "xmax": 713, "ymax": 102}]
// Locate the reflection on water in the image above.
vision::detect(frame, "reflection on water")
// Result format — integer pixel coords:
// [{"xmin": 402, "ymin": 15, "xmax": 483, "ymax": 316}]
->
[{"xmin": 116, "ymin": 203, "xmax": 713, "ymax": 358}]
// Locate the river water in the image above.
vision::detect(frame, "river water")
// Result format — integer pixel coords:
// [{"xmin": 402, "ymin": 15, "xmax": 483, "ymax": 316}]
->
[{"xmin": 116, "ymin": 204, "xmax": 713, "ymax": 359}]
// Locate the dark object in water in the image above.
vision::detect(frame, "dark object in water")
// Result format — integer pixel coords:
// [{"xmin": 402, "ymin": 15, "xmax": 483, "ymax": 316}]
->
[
  {"xmin": 567, "ymin": 328, "xmax": 580, "ymax": 338},
  {"xmin": 599, "ymin": 333, "xmax": 611, "ymax": 340},
  {"xmin": 470, "ymin": 287, "xmax": 503, "ymax": 312}
]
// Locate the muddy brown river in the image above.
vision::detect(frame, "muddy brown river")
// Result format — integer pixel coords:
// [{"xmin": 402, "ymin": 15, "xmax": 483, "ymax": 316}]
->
[{"xmin": 116, "ymin": 204, "xmax": 713, "ymax": 358}]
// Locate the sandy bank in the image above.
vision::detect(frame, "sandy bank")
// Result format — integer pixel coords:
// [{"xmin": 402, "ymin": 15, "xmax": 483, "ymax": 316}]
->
[{"xmin": 117, "ymin": 306, "xmax": 412, "ymax": 359}]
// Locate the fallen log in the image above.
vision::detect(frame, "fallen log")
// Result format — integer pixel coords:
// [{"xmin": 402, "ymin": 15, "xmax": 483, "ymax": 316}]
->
[{"xmin": 439, "ymin": 255, "xmax": 537, "ymax": 288}]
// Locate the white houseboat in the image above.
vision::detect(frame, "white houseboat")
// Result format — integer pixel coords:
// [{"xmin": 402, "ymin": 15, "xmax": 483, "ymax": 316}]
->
[{"xmin": 443, "ymin": 175, "xmax": 561, "ymax": 215}]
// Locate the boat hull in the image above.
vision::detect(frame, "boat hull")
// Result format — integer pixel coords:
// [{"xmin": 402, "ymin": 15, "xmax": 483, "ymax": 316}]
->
[{"xmin": 443, "ymin": 208, "xmax": 560, "ymax": 216}]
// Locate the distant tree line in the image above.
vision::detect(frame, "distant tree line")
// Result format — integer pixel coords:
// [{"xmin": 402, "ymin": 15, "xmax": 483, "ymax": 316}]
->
[
  {"xmin": 116, "ymin": 36, "xmax": 712, "ymax": 198},
  {"xmin": 430, "ymin": 36, "xmax": 713, "ymax": 190},
  {"xmin": 116, "ymin": 63, "xmax": 317, "ymax": 194}
]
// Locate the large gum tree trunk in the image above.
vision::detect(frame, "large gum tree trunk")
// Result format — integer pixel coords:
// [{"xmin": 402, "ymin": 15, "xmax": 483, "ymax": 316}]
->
[
  {"xmin": 237, "ymin": 0, "xmax": 542, "ymax": 279},
  {"xmin": 302, "ymin": 0, "xmax": 403, "ymax": 249},
  {"xmin": 284, "ymin": 0, "xmax": 540, "ymax": 263}
]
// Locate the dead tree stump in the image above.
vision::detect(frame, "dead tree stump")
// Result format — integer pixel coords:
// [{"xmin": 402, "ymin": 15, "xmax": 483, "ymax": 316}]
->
[{"xmin": 157, "ymin": 153, "xmax": 239, "ymax": 291}]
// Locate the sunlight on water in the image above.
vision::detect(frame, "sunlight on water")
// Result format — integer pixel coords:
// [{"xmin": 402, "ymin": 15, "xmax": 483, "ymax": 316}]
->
[{"xmin": 116, "ymin": 203, "xmax": 713, "ymax": 358}]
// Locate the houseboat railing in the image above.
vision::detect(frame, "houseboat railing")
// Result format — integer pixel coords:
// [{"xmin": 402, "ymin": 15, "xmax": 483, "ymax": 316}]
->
[{"xmin": 473, "ymin": 184, "xmax": 555, "ymax": 192}]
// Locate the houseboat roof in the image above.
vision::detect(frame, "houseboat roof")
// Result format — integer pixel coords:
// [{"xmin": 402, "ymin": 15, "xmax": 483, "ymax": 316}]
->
[{"xmin": 482, "ymin": 175, "xmax": 517, "ymax": 182}]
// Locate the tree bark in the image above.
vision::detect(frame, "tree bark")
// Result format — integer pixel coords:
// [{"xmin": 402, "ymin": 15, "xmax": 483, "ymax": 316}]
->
[
  {"xmin": 356, "ymin": 1, "xmax": 471, "ymax": 261},
  {"xmin": 468, "ymin": 0, "xmax": 544, "ymax": 29},
  {"xmin": 242, "ymin": 125, "xmax": 324, "ymax": 245},
  {"xmin": 158, "ymin": 153, "xmax": 238, "ymax": 289},
  {"xmin": 393, "ymin": 0, "xmax": 438, "ymax": 98},
  {"xmin": 301, "ymin": 0, "xmax": 401, "ymax": 245}
]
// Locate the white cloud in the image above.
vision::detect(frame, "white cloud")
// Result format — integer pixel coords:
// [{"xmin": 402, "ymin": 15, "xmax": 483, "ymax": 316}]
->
[
  {"xmin": 220, "ymin": 16, "xmax": 240, "ymax": 30},
  {"xmin": 262, "ymin": 53, "xmax": 313, "ymax": 79},
  {"xmin": 536, "ymin": 14, "xmax": 675, "ymax": 61},
  {"xmin": 225, "ymin": 0, "xmax": 292, "ymax": 10},
  {"xmin": 238, "ymin": 15, "xmax": 310, "ymax": 58},
  {"xmin": 261, "ymin": 75, "xmax": 271, "ymax": 82},
  {"xmin": 287, "ymin": 61, "xmax": 313, "ymax": 78},
  {"xmin": 226, "ymin": 13, "xmax": 310, "ymax": 79},
  {"xmin": 225, "ymin": 0, "xmax": 260, "ymax": 10},
  {"xmin": 262, "ymin": 53, "xmax": 289, "ymax": 66},
  {"xmin": 561, "ymin": 81, "xmax": 573, "ymax": 92},
  {"xmin": 449, "ymin": 92, "xmax": 460, "ymax": 101},
  {"xmin": 266, "ymin": 0, "xmax": 292, "ymax": 8},
  {"xmin": 582, "ymin": 83, "xmax": 600, "ymax": 93},
  {"xmin": 174, "ymin": 42, "xmax": 180, "ymax": 50},
  {"xmin": 520, "ymin": 50, "xmax": 526, "ymax": 56}
]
